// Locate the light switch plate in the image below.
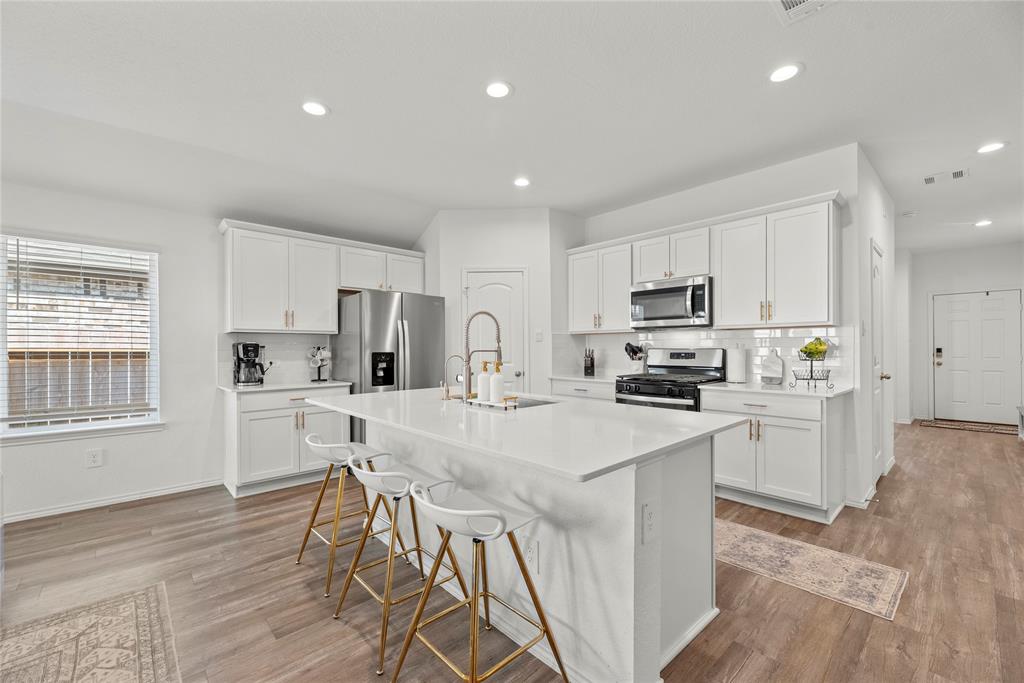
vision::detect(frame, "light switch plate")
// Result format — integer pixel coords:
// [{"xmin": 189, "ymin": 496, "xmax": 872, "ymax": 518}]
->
[{"xmin": 534, "ymin": 330, "xmax": 544, "ymax": 342}]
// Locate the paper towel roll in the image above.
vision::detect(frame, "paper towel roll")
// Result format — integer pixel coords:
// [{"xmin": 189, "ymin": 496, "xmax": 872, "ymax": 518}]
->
[{"xmin": 726, "ymin": 347, "xmax": 747, "ymax": 383}]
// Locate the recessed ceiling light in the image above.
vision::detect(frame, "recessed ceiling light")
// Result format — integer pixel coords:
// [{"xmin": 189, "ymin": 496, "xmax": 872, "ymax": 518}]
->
[
  {"xmin": 486, "ymin": 82, "xmax": 512, "ymax": 98},
  {"xmin": 302, "ymin": 101, "xmax": 328, "ymax": 116},
  {"xmin": 974, "ymin": 219, "xmax": 993, "ymax": 227},
  {"xmin": 977, "ymin": 141, "xmax": 1006, "ymax": 154},
  {"xmin": 769, "ymin": 63, "xmax": 803, "ymax": 83},
  {"xmin": 513, "ymin": 177, "xmax": 530, "ymax": 188}
]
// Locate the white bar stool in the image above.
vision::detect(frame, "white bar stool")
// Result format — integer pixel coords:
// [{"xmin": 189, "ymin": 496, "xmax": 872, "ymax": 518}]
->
[
  {"xmin": 390, "ymin": 483, "xmax": 569, "ymax": 683},
  {"xmin": 295, "ymin": 434, "xmax": 409, "ymax": 597},
  {"xmin": 334, "ymin": 454, "xmax": 469, "ymax": 676}
]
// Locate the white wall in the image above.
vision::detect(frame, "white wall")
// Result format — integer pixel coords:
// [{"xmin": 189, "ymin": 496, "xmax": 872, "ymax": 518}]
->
[
  {"xmin": 894, "ymin": 249, "xmax": 912, "ymax": 423},
  {"xmin": 908, "ymin": 242, "xmax": 1024, "ymax": 419},
  {"xmin": 1, "ymin": 182, "xmax": 224, "ymax": 520}
]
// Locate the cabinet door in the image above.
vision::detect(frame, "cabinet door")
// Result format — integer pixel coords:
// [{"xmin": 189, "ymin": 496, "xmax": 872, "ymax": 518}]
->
[
  {"xmin": 339, "ymin": 246, "xmax": 387, "ymax": 289},
  {"xmin": 670, "ymin": 227, "xmax": 710, "ymax": 278},
  {"xmin": 632, "ymin": 236, "xmax": 671, "ymax": 284},
  {"xmin": 289, "ymin": 238, "xmax": 338, "ymax": 333},
  {"xmin": 299, "ymin": 408, "xmax": 350, "ymax": 472},
  {"xmin": 767, "ymin": 203, "xmax": 831, "ymax": 326},
  {"xmin": 709, "ymin": 413, "xmax": 757, "ymax": 491},
  {"xmin": 240, "ymin": 409, "xmax": 299, "ymax": 482},
  {"xmin": 568, "ymin": 251, "xmax": 600, "ymax": 333},
  {"xmin": 598, "ymin": 245, "xmax": 632, "ymax": 331},
  {"xmin": 386, "ymin": 254, "xmax": 425, "ymax": 293},
  {"xmin": 712, "ymin": 216, "xmax": 767, "ymax": 327},
  {"xmin": 230, "ymin": 230, "xmax": 290, "ymax": 330},
  {"xmin": 756, "ymin": 416, "xmax": 822, "ymax": 506}
]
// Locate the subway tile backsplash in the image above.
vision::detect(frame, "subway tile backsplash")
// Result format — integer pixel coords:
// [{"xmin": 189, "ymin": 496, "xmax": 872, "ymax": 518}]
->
[
  {"xmin": 218, "ymin": 332, "xmax": 332, "ymax": 386},
  {"xmin": 553, "ymin": 327, "xmax": 854, "ymax": 382}
]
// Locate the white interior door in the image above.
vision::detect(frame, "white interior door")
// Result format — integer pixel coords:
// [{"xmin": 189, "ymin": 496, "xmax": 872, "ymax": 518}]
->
[
  {"xmin": 934, "ymin": 289, "xmax": 1022, "ymax": 424},
  {"xmin": 464, "ymin": 270, "xmax": 527, "ymax": 394},
  {"xmin": 871, "ymin": 246, "xmax": 885, "ymax": 478}
]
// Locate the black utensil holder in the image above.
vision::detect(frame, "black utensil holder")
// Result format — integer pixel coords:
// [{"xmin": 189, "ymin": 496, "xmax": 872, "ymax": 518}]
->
[{"xmin": 583, "ymin": 356, "xmax": 595, "ymax": 377}]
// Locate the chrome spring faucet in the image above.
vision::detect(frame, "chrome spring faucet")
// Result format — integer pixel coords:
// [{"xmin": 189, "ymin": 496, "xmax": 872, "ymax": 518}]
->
[{"xmin": 463, "ymin": 310, "xmax": 502, "ymax": 402}]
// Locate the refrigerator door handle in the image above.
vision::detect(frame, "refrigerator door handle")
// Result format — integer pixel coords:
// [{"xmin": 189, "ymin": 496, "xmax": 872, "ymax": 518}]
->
[
  {"xmin": 402, "ymin": 319, "xmax": 411, "ymax": 391},
  {"xmin": 396, "ymin": 320, "xmax": 405, "ymax": 390}
]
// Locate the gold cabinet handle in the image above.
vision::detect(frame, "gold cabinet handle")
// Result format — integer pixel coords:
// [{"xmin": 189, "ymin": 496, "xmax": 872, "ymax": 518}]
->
[
  {"xmin": 294, "ymin": 411, "xmax": 299, "ymax": 430},
  {"xmin": 300, "ymin": 411, "xmax": 305, "ymax": 428},
  {"xmin": 760, "ymin": 301, "xmax": 765, "ymax": 321},
  {"xmin": 598, "ymin": 313, "xmax": 603, "ymax": 327},
  {"xmin": 768, "ymin": 301, "xmax": 773, "ymax": 320},
  {"xmin": 593, "ymin": 313, "xmax": 598, "ymax": 328},
  {"xmin": 284, "ymin": 310, "xmax": 289, "ymax": 328},
  {"xmin": 756, "ymin": 419, "xmax": 762, "ymax": 441},
  {"xmin": 290, "ymin": 310, "xmax": 295, "ymax": 327},
  {"xmin": 748, "ymin": 418, "xmax": 753, "ymax": 441}
]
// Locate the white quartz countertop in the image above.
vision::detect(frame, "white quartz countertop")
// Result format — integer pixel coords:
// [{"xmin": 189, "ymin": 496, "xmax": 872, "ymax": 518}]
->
[
  {"xmin": 218, "ymin": 379, "xmax": 353, "ymax": 393},
  {"xmin": 701, "ymin": 380, "xmax": 853, "ymax": 399},
  {"xmin": 306, "ymin": 388, "xmax": 744, "ymax": 482},
  {"xmin": 549, "ymin": 374, "xmax": 618, "ymax": 384}
]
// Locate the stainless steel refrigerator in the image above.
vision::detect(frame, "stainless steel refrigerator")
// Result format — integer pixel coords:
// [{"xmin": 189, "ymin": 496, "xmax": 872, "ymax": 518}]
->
[{"xmin": 331, "ymin": 290, "xmax": 445, "ymax": 437}]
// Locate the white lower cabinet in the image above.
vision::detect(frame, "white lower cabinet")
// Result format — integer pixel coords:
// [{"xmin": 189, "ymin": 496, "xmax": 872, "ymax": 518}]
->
[
  {"xmin": 705, "ymin": 389, "xmax": 845, "ymax": 522},
  {"xmin": 224, "ymin": 385, "xmax": 351, "ymax": 497},
  {"xmin": 550, "ymin": 378, "xmax": 615, "ymax": 401}
]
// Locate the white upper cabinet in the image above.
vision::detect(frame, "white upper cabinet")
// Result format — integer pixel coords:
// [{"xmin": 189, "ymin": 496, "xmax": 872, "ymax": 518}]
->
[
  {"xmin": 712, "ymin": 215, "xmax": 768, "ymax": 327},
  {"xmin": 568, "ymin": 251, "xmax": 600, "ymax": 333},
  {"xmin": 289, "ymin": 238, "xmax": 338, "ymax": 333},
  {"xmin": 632, "ymin": 227, "xmax": 710, "ymax": 284},
  {"xmin": 568, "ymin": 245, "xmax": 632, "ymax": 333},
  {"xmin": 767, "ymin": 203, "xmax": 831, "ymax": 326},
  {"xmin": 632, "ymin": 236, "xmax": 671, "ymax": 284},
  {"xmin": 385, "ymin": 253, "xmax": 425, "ymax": 293},
  {"xmin": 598, "ymin": 244, "xmax": 632, "ymax": 331},
  {"xmin": 339, "ymin": 246, "xmax": 388, "ymax": 290},
  {"xmin": 669, "ymin": 227, "xmax": 710, "ymax": 278},
  {"xmin": 711, "ymin": 201, "xmax": 834, "ymax": 328},
  {"xmin": 228, "ymin": 230, "xmax": 291, "ymax": 331},
  {"xmin": 339, "ymin": 246, "xmax": 424, "ymax": 293}
]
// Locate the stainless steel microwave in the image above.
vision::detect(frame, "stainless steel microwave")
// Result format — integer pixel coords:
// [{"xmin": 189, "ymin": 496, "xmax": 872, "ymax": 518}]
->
[{"xmin": 630, "ymin": 275, "xmax": 712, "ymax": 329}]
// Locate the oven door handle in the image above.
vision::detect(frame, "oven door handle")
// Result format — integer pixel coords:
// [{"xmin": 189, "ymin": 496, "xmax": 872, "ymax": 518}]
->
[{"xmin": 616, "ymin": 393, "xmax": 695, "ymax": 406}]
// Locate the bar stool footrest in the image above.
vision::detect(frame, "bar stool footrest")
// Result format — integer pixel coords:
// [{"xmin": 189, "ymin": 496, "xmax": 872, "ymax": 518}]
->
[{"xmin": 350, "ymin": 547, "xmax": 460, "ymax": 607}]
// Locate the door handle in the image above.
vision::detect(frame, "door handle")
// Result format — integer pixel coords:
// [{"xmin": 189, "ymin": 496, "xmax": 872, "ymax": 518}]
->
[
  {"xmin": 934, "ymin": 361, "xmax": 943, "ymax": 367},
  {"xmin": 396, "ymin": 321, "xmax": 406, "ymax": 390},
  {"xmin": 880, "ymin": 373, "xmax": 892, "ymax": 380},
  {"xmin": 514, "ymin": 370, "xmax": 523, "ymax": 378}
]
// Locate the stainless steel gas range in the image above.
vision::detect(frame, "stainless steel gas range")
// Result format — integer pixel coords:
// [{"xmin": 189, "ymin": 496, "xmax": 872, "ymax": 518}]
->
[{"xmin": 615, "ymin": 348, "xmax": 726, "ymax": 411}]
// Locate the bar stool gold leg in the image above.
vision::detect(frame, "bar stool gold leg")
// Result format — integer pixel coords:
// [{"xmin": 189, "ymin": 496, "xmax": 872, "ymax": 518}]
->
[
  {"xmin": 323, "ymin": 468, "xmax": 349, "ymax": 596},
  {"xmin": 508, "ymin": 532, "xmax": 570, "ymax": 682},
  {"xmin": 409, "ymin": 498, "xmax": 426, "ymax": 581},
  {"xmin": 440, "ymin": 525, "xmax": 470, "ymax": 598},
  {"xmin": 296, "ymin": 463, "xmax": 334, "ymax": 564},
  {"xmin": 377, "ymin": 497, "xmax": 401, "ymax": 675},
  {"xmin": 334, "ymin": 494, "xmax": 383, "ymax": 618},
  {"xmin": 469, "ymin": 540, "xmax": 482, "ymax": 683},
  {"xmin": 390, "ymin": 531, "xmax": 452, "ymax": 683},
  {"xmin": 369, "ymin": 461, "xmax": 412, "ymax": 563},
  {"xmin": 479, "ymin": 540, "xmax": 492, "ymax": 631}
]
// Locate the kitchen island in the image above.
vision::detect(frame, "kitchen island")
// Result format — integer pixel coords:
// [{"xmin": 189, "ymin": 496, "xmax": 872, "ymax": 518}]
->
[{"xmin": 307, "ymin": 388, "xmax": 743, "ymax": 682}]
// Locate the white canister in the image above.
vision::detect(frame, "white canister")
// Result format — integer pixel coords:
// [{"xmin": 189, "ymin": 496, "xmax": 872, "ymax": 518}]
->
[
  {"xmin": 477, "ymin": 361, "xmax": 491, "ymax": 402},
  {"xmin": 490, "ymin": 361, "xmax": 505, "ymax": 402},
  {"xmin": 726, "ymin": 346, "xmax": 747, "ymax": 383}
]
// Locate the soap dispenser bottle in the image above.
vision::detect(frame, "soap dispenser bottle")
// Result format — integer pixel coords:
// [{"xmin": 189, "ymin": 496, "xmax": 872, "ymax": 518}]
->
[
  {"xmin": 490, "ymin": 361, "xmax": 505, "ymax": 402},
  {"xmin": 477, "ymin": 361, "xmax": 491, "ymax": 402}
]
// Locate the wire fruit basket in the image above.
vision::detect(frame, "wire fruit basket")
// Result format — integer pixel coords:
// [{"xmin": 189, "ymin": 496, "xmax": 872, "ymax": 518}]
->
[{"xmin": 790, "ymin": 345, "xmax": 835, "ymax": 391}]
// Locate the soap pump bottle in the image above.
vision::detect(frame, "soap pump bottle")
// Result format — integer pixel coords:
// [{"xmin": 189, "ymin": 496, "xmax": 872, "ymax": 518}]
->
[
  {"xmin": 490, "ymin": 361, "xmax": 505, "ymax": 402},
  {"xmin": 477, "ymin": 360, "xmax": 491, "ymax": 402}
]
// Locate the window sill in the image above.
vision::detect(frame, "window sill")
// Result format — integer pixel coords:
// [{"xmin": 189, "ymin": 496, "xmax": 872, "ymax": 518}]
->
[{"xmin": 0, "ymin": 421, "xmax": 167, "ymax": 446}]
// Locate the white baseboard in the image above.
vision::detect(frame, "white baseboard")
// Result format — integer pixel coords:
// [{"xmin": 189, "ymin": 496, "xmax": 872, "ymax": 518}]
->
[
  {"xmin": 845, "ymin": 484, "xmax": 876, "ymax": 509},
  {"xmin": 895, "ymin": 418, "xmax": 913, "ymax": 425},
  {"xmin": 883, "ymin": 456, "xmax": 896, "ymax": 475},
  {"xmin": 224, "ymin": 468, "xmax": 333, "ymax": 499},
  {"xmin": 660, "ymin": 607, "xmax": 720, "ymax": 669},
  {"xmin": 3, "ymin": 478, "xmax": 223, "ymax": 523}
]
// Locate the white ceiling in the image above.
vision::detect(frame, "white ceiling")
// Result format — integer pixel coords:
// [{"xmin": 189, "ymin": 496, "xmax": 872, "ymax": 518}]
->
[{"xmin": 2, "ymin": 1, "xmax": 1021, "ymax": 250}]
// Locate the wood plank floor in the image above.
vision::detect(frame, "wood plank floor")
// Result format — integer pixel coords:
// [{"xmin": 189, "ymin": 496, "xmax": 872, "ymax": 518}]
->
[{"xmin": 3, "ymin": 422, "xmax": 1022, "ymax": 682}]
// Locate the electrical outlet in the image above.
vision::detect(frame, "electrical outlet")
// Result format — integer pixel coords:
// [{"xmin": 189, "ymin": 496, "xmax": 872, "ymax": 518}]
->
[
  {"xmin": 523, "ymin": 539, "xmax": 539, "ymax": 575},
  {"xmin": 641, "ymin": 500, "xmax": 658, "ymax": 545},
  {"xmin": 85, "ymin": 449, "xmax": 105, "ymax": 468},
  {"xmin": 534, "ymin": 330, "xmax": 544, "ymax": 343}
]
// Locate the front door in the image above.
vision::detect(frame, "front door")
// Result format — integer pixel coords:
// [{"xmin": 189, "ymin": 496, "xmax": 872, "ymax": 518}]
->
[
  {"xmin": 934, "ymin": 289, "xmax": 1022, "ymax": 424},
  {"xmin": 463, "ymin": 269, "xmax": 527, "ymax": 394}
]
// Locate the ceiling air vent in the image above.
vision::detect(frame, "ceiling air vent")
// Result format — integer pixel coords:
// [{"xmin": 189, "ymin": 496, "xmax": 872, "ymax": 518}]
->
[
  {"xmin": 923, "ymin": 169, "xmax": 970, "ymax": 186},
  {"xmin": 774, "ymin": 0, "xmax": 838, "ymax": 26}
]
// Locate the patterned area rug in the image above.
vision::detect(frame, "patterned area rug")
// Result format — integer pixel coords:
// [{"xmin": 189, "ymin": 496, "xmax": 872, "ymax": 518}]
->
[
  {"xmin": 716, "ymin": 519, "xmax": 908, "ymax": 620},
  {"xmin": 0, "ymin": 583, "xmax": 181, "ymax": 682},
  {"xmin": 918, "ymin": 418, "xmax": 1017, "ymax": 435}
]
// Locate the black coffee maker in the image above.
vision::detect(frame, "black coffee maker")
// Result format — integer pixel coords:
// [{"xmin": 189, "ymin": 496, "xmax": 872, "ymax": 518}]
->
[{"xmin": 233, "ymin": 342, "xmax": 272, "ymax": 386}]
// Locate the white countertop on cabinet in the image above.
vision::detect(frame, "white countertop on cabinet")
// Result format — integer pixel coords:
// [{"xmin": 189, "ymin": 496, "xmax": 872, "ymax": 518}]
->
[
  {"xmin": 306, "ymin": 388, "xmax": 743, "ymax": 482},
  {"xmin": 701, "ymin": 380, "xmax": 853, "ymax": 399},
  {"xmin": 218, "ymin": 379, "xmax": 353, "ymax": 393}
]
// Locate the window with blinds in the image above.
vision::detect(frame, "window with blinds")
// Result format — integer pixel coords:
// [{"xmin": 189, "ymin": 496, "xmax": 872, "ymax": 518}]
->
[{"xmin": 1, "ymin": 235, "xmax": 159, "ymax": 433}]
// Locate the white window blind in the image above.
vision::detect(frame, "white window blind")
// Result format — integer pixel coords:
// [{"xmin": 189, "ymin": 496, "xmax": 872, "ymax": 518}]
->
[{"xmin": 1, "ymin": 235, "xmax": 159, "ymax": 432}]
